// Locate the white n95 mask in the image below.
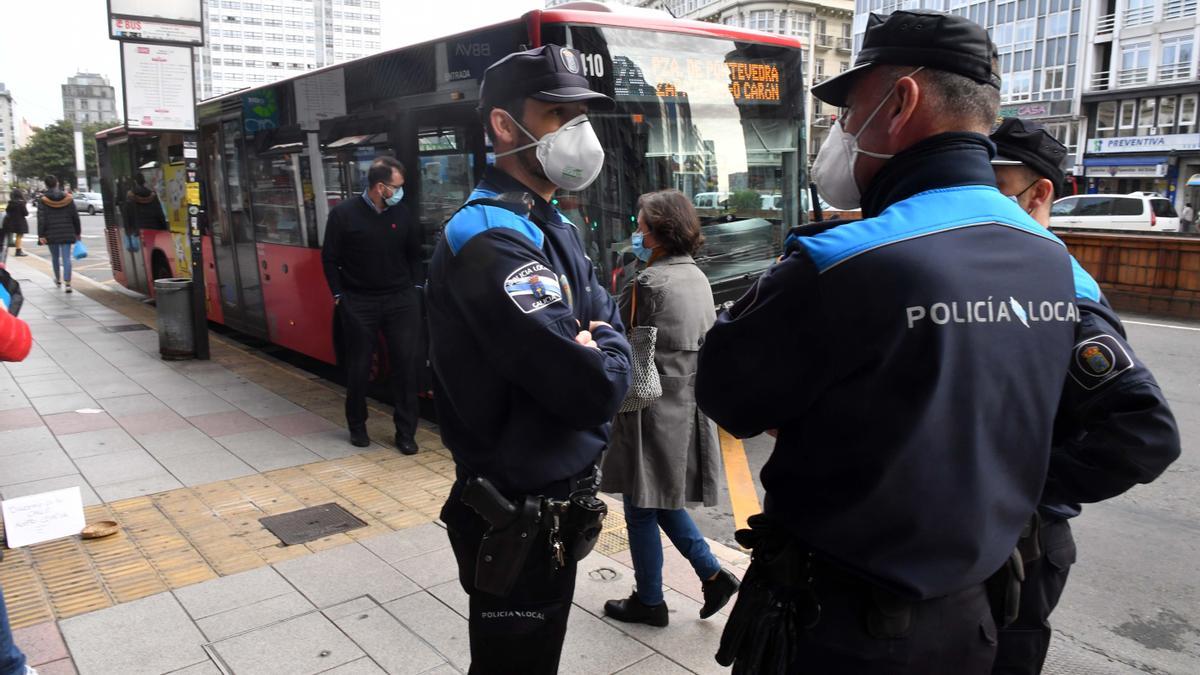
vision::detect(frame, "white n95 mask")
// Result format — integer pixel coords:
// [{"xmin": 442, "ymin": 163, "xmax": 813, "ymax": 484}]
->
[{"xmin": 496, "ymin": 112, "xmax": 606, "ymax": 192}]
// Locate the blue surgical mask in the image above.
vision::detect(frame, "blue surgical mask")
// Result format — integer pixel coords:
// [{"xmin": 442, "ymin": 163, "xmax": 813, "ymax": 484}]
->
[
  {"xmin": 631, "ymin": 231, "xmax": 653, "ymax": 262},
  {"xmin": 385, "ymin": 186, "xmax": 404, "ymax": 207}
]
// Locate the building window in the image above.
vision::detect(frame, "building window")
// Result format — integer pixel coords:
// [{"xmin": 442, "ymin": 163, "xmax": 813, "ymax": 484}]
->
[
  {"xmin": 1045, "ymin": 11, "xmax": 1069, "ymax": 38},
  {"xmin": 1124, "ymin": 0, "xmax": 1156, "ymax": 26},
  {"xmin": 1096, "ymin": 101, "xmax": 1117, "ymax": 136},
  {"xmin": 1138, "ymin": 98, "xmax": 1156, "ymax": 134},
  {"xmin": 1043, "ymin": 66, "xmax": 1065, "ymax": 92},
  {"xmin": 1180, "ymin": 95, "xmax": 1198, "ymax": 132},
  {"xmin": 1160, "ymin": 35, "xmax": 1194, "ymax": 82},
  {"xmin": 1159, "ymin": 96, "xmax": 1177, "ymax": 132},
  {"xmin": 1119, "ymin": 42, "xmax": 1151, "ymax": 86},
  {"xmin": 1119, "ymin": 100, "xmax": 1136, "ymax": 129},
  {"xmin": 1004, "ymin": 70, "xmax": 1033, "ymax": 102},
  {"xmin": 749, "ymin": 10, "xmax": 773, "ymax": 32},
  {"xmin": 1164, "ymin": 0, "xmax": 1198, "ymax": 20}
]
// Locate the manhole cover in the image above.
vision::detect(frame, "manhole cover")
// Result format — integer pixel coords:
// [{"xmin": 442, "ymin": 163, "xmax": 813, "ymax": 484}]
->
[
  {"xmin": 259, "ymin": 503, "xmax": 367, "ymax": 546},
  {"xmin": 104, "ymin": 324, "xmax": 153, "ymax": 333}
]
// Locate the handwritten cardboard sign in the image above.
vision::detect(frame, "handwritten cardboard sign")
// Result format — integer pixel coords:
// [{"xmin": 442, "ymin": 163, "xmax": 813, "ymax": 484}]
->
[{"xmin": 2, "ymin": 487, "xmax": 86, "ymax": 548}]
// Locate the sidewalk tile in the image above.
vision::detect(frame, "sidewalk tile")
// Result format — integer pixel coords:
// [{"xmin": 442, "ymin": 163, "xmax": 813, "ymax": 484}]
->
[
  {"xmin": 360, "ymin": 522, "xmax": 450, "ymax": 565},
  {"xmin": 94, "ymin": 473, "xmax": 183, "ymax": 502},
  {"xmin": 426, "ymin": 581, "xmax": 469, "ymax": 619},
  {"xmin": 11, "ymin": 620, "xmax": 69, "ymax": 665},
  {"xmin": 616, "ymin": 655, "xmax": 693, "ymax": 674},
  {"xmin": 208, "ymin": 612, "xmax": 365, "ymax": 674},
  {"xmin": 56, "ymin": 428, "xmax": 142, "ymax": 459},
  {"xmin": 217, "ymin": 429, "xmax": 322, "ymax": 472},
  {"xmin": 175, "ymin": 566, "xmax": 294, "ymax": 619},
  {"xmin": 59, "ymin": 592, "xmax": 208, "ymax": 675},
  {"xmin": 322, "ymin": 597, "xmax": 377, "ymax": 622},
  {"xmin": 572, "ymin": 553, "xmax": 637, "ymax": 621},
  {"xmin": 161, "ymin": 393, "xmax": 236, "ymax": 418},
  {"xmin": 187, "ymin": 410, "xmax": 266, "ymax": 438},
  {"xmin": 331, "ymin": 602, "xmax": 446, "ymax": 675},
  {"xmin": 262, "ymin": 411, "xmax": 339, "ymax": 438},
  {"xmin": 384, "ymin": 592, "xmax": 471, "ymax": 672},
  {"xmin": 0, "ymin": 474, "xmax": 101, "ymax": 506},
  {"xmin": 17, "ymin": 377, "xmax": 82, "ymax": 399},
  {"xmin": 29, "ymin": 393, "xmax": 98, "ymax": 416},
  {"xmin": 321, "ymin": 658, "xmax": 387, "ymax": 674},
  {"xmin": 96, "ymin": 394, "xmax": 168, "ymax": 417},
  {"xmin": 74, "ymin": 449, "xmax": 166, "ymax": 486},
  {"xmin": 275, "ymin": 542, "xmax": 420, "ymax": 608},
  {"xmin": 164, "ymin": 662, "xmax": 220, "ymax": 674},
  {"xmin": 0, "ymin": 448, "xmax": 77, "ymax": 485},
  {"xmin": 196, "ymin": 592, "xmax": 315, "ymax": 641},
  {"xmin": 31, "ymin": 660, "xmax": 77, "ymax": 675},
  {"xmin": 390, "ymin": 546, "xmax": 458, "ymax": 589},
  {"xmin": 561, "ymin": 608, "xmax": 656, "ymax": 675},
  {"xmin": 294, "ymin": 429, "xmax": 373, "ymax": 460},
  {"xmin": 42, "ymin": 411, "xmax": 118, "ymax": 435},
  {"xmin": 601, "ymin": 589, "xmax": 728, "ymax": 675},
  {"xmin": 0, "ymin": 389, "xmax": 28, "ymax": 412},
  {"xmin": 0, "ymin": 426, "xmax": 60, "ymax": 456},
  {"xmin": 116, "ymin": 409, "xmax": 190, "ymax": 436},
  {"xmin": 0, "ymin": 407, "xmax": 43, "ymax": 431},
  {"xmin": 231, "ymin": 395, "xmax": 304, "ymax": 420},
  {"xmin": 138, "ymin": 427, "xmax": 225, "ymax": 460},
  {"xmin": 77, "ymin": 379, "xmax": 146, "ymax": 399},
  {"xmin": 159, "ymin": 450, "xmax": 257, "ymax": 486}
]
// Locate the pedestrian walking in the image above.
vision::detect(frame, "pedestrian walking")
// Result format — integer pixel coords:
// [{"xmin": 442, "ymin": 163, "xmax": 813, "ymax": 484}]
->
[
  {"xmin": 35, "ymin": 176, "xmax": 81, "ymax": 293},
  {"xmin": 600, "ymin": 189, "xmax": 739, "ymax": 627},
  {"xmin": 989, "ymin": 118, "xmax": 1181, "ymax": 675},
  {"xmin": 1180, "ymin": 201, "xmax": 1194, "ymax": 232},
  {"xmin": 425, "ymin": 44, "xmax": 631, "ymax": 674},
  {"xmin": 321, "ymin": 156, "xmax": 423, "ymax": 453},
  {"xmin": 697, "ymin": 11, "xmax": 1082, "ymax": 673},
  {"xmin": 4, "ymin": 190, "xmax": 29, "ymax": 259}
]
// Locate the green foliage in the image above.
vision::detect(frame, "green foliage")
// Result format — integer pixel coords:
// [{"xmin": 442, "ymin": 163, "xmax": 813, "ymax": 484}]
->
[
  {"xmin": 729, "ymin": 190, "xmax": 762, "ymax": 212},
  {"xmin": 9, "ymin": 120, "xmax": 109, "ymax": 187}
]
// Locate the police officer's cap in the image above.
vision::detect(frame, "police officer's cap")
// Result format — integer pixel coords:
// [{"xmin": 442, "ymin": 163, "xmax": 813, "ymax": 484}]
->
[
  {"xmin": 812, "ymin": 10, "xmax": 1001, "ymax": 107},
  {"xmin": 480, "ymin": 44, "xmax": 614, "ymax": 113},
  {"xmin": 990, "ymin": 117, "xmax": 1068, "ymax": 195}
]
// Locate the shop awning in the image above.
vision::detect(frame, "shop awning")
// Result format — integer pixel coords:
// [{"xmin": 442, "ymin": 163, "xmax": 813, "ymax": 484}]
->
[
  {"xmin": 1187, "ymin": 173, "xmax": 1200, "ymax": 187},
  {"xmin": 1082, "ymin": 156, "xmax": 1169, "ymax": 167}
]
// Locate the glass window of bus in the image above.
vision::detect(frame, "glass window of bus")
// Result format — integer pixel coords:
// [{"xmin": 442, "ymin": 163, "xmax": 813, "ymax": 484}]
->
[
  {"xmin": 247, "ymin": 145, "xmax": 309, "ymax": 246},
  {"xmin": 417, "ymin": 127, "xmax": 474, "ymax": 258},
  {"xmin": 541, "ymin": 24, "xmax": 805, "ymax": 297}
]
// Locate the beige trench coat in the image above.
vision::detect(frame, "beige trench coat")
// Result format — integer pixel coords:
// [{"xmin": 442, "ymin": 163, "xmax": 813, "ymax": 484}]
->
[{"xmin": 601, "ymin": 254, "xmax": 723, "ymax": 509}]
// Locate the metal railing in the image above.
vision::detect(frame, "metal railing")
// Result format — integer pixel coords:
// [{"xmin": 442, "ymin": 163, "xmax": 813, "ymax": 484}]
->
[
  {"xmin": 1122, "ymin": 4, "xmax": 1155, "ymax": 26},
  {"xmin": 1095, "ymin": 12, "xmax": 1115, "ymax": 33},
  {"xmin": 1163, "ymin": 0, "xmax": 1198, "ymax": 21},
  {"xmin": 1090, "ymin": 71, "xmax": 1111, "ymax": 91},
  {"xmin": 1159, "ymin": 62, "xmax": 1194, "ymax": 82},
  {"xmin": 815, "ymin": 33, "xmax": 833, "ymax": 48},
  {"xmin": 1116, "ymin": 67, "xmax": 1150, "ymax": 87},
  {"xmin": 836, "ymin": 36, "xmax": 852, "ymax": 51}
]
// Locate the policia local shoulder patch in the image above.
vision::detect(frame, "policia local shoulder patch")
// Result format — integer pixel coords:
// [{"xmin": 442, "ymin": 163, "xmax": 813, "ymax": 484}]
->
[
  {"xmin": 505, "ymin": 261, "xmax": 563, "ymax": 314},
  {"xmin": 1068, "ymin": 334, "xmax": 1133, "ymax": 390}
]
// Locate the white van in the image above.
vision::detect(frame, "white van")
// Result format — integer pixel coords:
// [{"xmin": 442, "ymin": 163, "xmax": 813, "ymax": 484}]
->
[
  {"xmin": 693, "ymin": 192, "xmax": 729, "ymax": 210},
  {"xmin": 1050, "ymin": 193, "xmax": 1180, "ymax": 232}
]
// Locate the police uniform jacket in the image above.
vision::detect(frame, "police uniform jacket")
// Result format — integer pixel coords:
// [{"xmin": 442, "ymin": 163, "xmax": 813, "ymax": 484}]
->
[
  {"xmin": 601, "ymin": 255, "xmax": 723, "ymax": 510},
  {"xmin": 426, "ymin": 167, "xmax": 632, "ymax": 495},
  {"xmin": 697, "ymin": 133, "xmax": 1081, "ymax": 600}
]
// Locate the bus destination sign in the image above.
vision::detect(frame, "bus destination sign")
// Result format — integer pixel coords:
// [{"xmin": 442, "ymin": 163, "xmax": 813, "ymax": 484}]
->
[
  {"xmin": 612, "ymin": 54, "xmax": 782, "ymax": 105},
  {"xmin": 727, "ymin": 61, "xmax": 781, "ymax": 104}
]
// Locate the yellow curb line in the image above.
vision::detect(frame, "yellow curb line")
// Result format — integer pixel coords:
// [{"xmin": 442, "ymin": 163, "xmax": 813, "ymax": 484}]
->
[{"xmin": 719, "ymin": 428, "xmax": 761, "ymax": 535}]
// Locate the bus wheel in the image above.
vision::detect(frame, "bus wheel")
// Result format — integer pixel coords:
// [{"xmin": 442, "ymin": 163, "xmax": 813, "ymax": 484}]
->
[{"xmin": 151, "ymin": 252, "xmax": 173, "ymax": 281}]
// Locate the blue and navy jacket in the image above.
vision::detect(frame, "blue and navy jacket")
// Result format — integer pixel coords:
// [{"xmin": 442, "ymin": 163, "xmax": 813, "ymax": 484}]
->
[
  {"xmin": 425, "ymin": 167, "xmax": 631, "ymax": 495},
  {"xmin": 697, "ymin": 133, "xmax": 1081, "ymax": 600},
  {"xmin": 1042, "ymin": 295, "xmax": 1180, "ymax": 520}
]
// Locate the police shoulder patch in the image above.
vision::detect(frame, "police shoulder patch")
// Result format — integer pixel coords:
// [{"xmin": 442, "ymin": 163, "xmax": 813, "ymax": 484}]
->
[
  {"xmin": 1068, "ymin": 333, "xmax": 1133, "ymax": 391},
  {"xmin": 505, "ymin": 261, "xmax": 563, "ymax": 314}
]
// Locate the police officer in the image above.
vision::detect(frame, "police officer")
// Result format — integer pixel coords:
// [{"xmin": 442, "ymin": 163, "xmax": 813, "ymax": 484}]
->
[
  {"xmin": 988, "ymin": 118, "xmax": 1181, "ymax": 675},
  {"xmin": 698, "ymin": 11, "xmax": 1082, "ymax": 672},
  {"xmin": 425, "ymin": 45, "xmax": 631, "ymax": 674}
]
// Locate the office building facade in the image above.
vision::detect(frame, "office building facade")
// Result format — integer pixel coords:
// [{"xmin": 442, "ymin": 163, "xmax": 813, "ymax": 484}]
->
[
  {"xmin": 0, "ymin": 84, "xmax": 14, "ymax": 191},
  {"xmin": 62, "ymin": 73, "xmax": 120, "ymax": 127}
]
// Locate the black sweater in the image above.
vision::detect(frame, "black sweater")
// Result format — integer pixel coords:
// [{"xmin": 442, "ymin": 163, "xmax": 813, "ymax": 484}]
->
[{"xmin": 321, "ymin": 194, "xmax": 421, "ymax": 297}]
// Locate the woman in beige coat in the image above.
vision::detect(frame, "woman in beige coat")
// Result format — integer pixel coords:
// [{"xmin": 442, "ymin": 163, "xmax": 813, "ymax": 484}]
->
[{"xmin": 601, "ymin": 190, "xmax": 739, "ymax": 627}]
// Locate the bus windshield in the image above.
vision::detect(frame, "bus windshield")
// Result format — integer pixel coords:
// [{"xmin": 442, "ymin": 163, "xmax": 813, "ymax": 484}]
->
[{"xmin": 542, "ymin": 24, "xmax": 806, "ymax": 300}]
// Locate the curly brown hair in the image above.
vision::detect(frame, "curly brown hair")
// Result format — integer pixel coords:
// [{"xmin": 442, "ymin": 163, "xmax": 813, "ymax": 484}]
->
[{"xmin": 637, "ymin": 189, "xmax": 705, "ymax": 256}]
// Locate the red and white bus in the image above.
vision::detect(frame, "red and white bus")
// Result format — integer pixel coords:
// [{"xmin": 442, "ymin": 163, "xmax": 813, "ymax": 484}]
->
[{"xmin": 97, "ymin": 3, "xmax": 807, "ymax": 365}]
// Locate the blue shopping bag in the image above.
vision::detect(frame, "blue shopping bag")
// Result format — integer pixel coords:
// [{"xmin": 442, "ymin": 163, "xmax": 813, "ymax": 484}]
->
[{"xmin": 73, "ymin": 240, "xmax": 88, "ymax": 260}]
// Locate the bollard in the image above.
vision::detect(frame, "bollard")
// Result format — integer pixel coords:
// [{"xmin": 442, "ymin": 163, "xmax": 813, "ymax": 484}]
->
[{"xmin": 154, "ymin": 278, "xmax": 195, "ymax": 360}]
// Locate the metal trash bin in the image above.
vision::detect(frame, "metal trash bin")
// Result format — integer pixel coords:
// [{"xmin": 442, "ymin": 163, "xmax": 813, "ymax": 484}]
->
[{"xmin": 154, "ymin": 278, "xmax": 195, "ymax": 359}]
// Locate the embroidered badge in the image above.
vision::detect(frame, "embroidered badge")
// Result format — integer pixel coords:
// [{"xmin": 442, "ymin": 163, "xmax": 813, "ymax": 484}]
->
[
  {"xmin": 505, "ymin": 261, "xmax": 563, "ymax": 314},
  {"xmin": 1068, "ymin": 334, "xmax": 1133, "ymax": 390},
  {"xmin": 560, "ymin": 48, "xmax": 580, "ymax": 74}
]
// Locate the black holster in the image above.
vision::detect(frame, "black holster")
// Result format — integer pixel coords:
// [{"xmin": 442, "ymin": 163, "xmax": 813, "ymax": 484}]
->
[
  {"xmin": 985, "ymin": 548, "xmax": 1026, "ymax": 629},
  {"xmin": 562, "ymin": 492, "xmax": 607, "ymax": 561},
  {"xmin": 461, "ymin": 477, "xmax": 543, "ymax": 598}
]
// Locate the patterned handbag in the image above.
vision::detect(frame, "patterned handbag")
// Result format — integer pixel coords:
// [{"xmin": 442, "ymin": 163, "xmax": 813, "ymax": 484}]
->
[{"xmin": 618, "ymin": 279, "xmax": 662, "ymax": 413}]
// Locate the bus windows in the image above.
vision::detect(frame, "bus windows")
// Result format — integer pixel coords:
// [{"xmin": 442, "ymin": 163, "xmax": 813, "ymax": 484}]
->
[
  {"xmin": 248, "ymin": 149, "xmax": 310, "ymax": 247},
  {"xmin": 417, "ymin": 126, "xmax": 474, "ymax": 261}
]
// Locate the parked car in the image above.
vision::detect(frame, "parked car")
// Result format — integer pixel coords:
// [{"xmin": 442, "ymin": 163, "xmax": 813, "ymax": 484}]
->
[
  {"xmin": 693, "ymin": 192, "xmax": 729, "ymax": 210},
  {"xmin": 1050, "ymin": 192, "xmax": 1180, "ymax": 232},
  {"xmin": 74, "ymin": 192, "xmax": 105, "ymax": 215}
]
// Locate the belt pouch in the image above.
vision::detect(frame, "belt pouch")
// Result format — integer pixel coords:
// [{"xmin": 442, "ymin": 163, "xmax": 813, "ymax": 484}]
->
[{"xmin": 564, "ymin": 493, "xmax": 608, "ymax": 561}]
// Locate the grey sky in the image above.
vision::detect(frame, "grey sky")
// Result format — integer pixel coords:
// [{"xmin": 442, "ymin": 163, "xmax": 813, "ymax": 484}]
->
[{"xmin": 0, "ymin": 0, "xmax": 542, "ymax": 130}]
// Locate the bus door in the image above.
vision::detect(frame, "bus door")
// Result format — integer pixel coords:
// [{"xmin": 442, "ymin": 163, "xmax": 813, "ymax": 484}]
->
[
  {"xmin": 410, "ymin": 106, "xmax": 488, "ymax": 268},
  {"xmin": 100, "ymin": 136, "xmax": 150, "ymax": 294},
  {"xmin": 202, "ymin": 118, "xmax": 268, "ymax": 337}
]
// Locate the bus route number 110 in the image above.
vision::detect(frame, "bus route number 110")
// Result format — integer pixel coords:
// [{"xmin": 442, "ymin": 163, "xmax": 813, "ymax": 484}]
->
[{"xmin": 578, "ymin": 53, "xmax": 606, "ymax": 79}]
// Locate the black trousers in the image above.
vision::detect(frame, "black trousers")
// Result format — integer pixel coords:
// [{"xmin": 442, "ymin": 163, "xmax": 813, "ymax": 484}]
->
[
  {"xmin": 339, "ymin": 288, "xmax": 420, "ymax": 441},
  {"xmin": 441, "ymin": 481, "xmax": 577, "ymax": 675},
  {"xmin": 992, "ymin": 518, "xmax": 1076, "ymax": 675}
]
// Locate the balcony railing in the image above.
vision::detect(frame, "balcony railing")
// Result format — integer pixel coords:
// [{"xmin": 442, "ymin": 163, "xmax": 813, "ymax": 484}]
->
[
  {"xmin": 1116, "ymin": 67, "xmax": 1150, "ymax": 87},
  {"xmin": 1095, "ymin": 12, "xmax": 1115, "ymax": 33},
  {"xmin": 1164, "ymin": 0, "xmax": 1198, "ymax": 21},
  {"xmin": 836, "ymin": 36, "xmax": 852, "ymax": 51},
  {"xmin": 1159, "ymin": 62, "xmax": 1194, "ymax": 82},
  {"xmin": 1090, "ymin": 71, "xmax": 1111, "ymax": 91},
  {"xmin": 1122, "ymin": 5, "xmax": 1155, "ymax": 26},
  {"xmin": 815, "ymin": 33, "xmax": 833, "ymax": 48}
]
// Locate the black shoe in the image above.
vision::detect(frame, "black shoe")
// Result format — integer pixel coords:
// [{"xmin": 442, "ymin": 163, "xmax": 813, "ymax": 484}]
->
[
  {"xmin": 604, "ymin": 592, "xmax": 668, "ymax": 627},
  {"xmin": 349, "ymin": 428, "xmax": 370, "ymax": 447},
  {"xmin": 700, "ymin": 568, "xmax": 740, "ymax": 619},
  {"xmin": 396, "ymin": 435, "xmax": 418, "ymax": 455},
  {"xmin": 13, "ymin": 250, "xmax": 26, "ymax": 257}
]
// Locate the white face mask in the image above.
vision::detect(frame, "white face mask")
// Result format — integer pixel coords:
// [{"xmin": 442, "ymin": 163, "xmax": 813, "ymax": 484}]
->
[
  {"xmin": 811, "ymin": 67, "xmax": 923, "ymax": 210},
  {"xmin": 495, "ymin": 112, "xmax": 606, "ymax": 192}
]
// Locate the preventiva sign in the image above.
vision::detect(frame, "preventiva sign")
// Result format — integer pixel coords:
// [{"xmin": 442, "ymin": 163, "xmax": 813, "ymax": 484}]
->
[{"xmin": 1089, "ymin": 133, "xmax": 1200, "ymax": 154}]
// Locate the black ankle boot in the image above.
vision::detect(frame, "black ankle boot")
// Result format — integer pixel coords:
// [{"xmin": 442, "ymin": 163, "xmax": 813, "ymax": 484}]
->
[
  {"xmin": 349, "ymin": 428, "xmax": 370, "ymax": 447},
  {"xmin": 604, "ymin": 592, "xmax": 668, "ymax": 627},
  {"xmin": 700, "ymin": 568, "xmax": 740, "ymax": 619}
]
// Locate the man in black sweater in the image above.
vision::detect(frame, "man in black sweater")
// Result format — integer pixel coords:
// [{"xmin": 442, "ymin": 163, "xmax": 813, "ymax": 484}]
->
[{"xmin": 321, "ymin": 156, "xmax": 422, "ymax": 453}]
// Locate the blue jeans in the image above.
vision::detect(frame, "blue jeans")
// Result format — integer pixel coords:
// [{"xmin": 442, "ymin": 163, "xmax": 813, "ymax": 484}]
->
[
  {"xmin": 48, "ymin": 242, "xmax": 72, "ymax": 283},
  {"xmin": 0, "ymin": 584, "xmax": 27, "ymax": 675},
  {"xmin": 623, "ymin": 494, "xmax": 721, "ymax": 606}
]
